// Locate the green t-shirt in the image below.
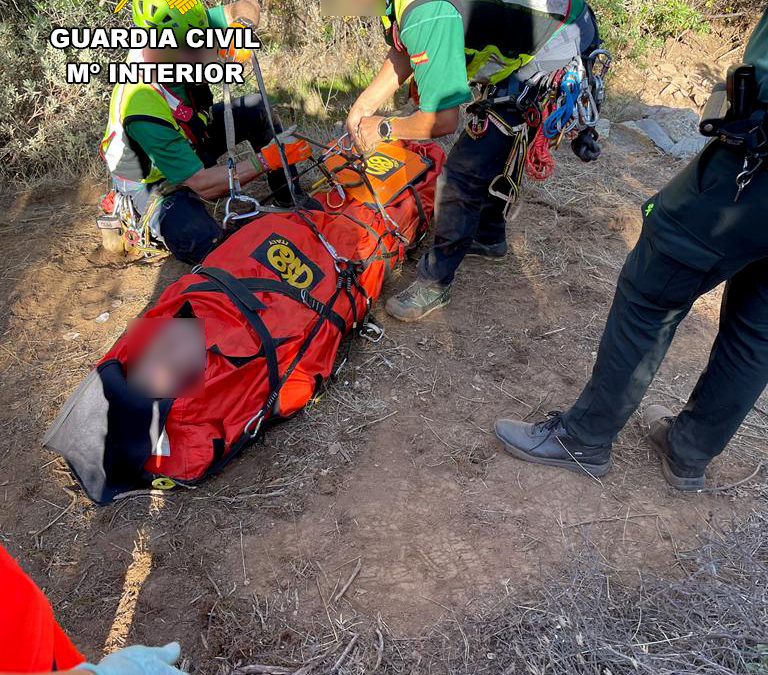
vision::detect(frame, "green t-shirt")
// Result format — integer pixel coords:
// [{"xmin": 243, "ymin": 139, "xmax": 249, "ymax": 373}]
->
[
  {"xmin": 398, "ymin": 1, "xmax": 473, "ymax": 113},
  {"xmin": 393, "ymin": 0, "xmax": 586, "ymax": 113},
  {"xmin": 745, "ymin": 8, "xmax": 768, "ymax": 103},
  {"xmin": 124, "ymin": 5, "xmax": 229, "ymax": 185}
]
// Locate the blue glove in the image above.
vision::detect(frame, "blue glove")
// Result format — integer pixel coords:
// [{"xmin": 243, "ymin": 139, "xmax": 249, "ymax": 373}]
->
[{"xmin": 79, "ymin": 643, "xmax": 184, "ymax": 675}]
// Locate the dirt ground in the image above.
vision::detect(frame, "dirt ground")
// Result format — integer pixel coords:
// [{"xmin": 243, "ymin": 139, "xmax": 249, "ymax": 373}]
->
[{"xmin": 1, "ymin": 23, "xmax": 766, "ymax": 675}]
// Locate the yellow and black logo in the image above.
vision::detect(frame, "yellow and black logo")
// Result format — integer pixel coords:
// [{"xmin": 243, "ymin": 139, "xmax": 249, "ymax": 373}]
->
[
  {"xmin": 115, "ymin": 0, "xmax": 196, "ymax": 12},
  {"xmin": 365, "ymin": 153, "xmax": 405, "ymax": 180},
  {"xmin": 252, "ymin": 234, "xmax": 324, "ymax": 291}
]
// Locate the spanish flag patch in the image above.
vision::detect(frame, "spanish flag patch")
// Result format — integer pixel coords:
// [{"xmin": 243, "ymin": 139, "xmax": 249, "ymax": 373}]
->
[{"xmin": 410, "ymin": 51, "xmax": 429, "ymax": 66}]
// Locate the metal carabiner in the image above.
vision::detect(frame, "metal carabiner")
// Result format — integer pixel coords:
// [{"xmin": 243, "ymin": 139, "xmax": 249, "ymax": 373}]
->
[
  {"xmin": 338, "ymin": 132, "xmax": 355, "ymax": 153},
  {"xmin": 578, "ymin": 89, "xmax": 600, "ymax": 128},
  {"xmin": 360, "ymin": 320, "xmax": 384, "ymax": 343},
  {"xmin": 244, "ymin": 412, "xmax": 264, "ymax": 439}
]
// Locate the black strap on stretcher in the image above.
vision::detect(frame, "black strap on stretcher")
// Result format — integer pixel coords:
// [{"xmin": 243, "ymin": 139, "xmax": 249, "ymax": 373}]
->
[
  {"xmin": 184, "ymin": 276, "xmax": 348, "ymax": 334},
  {"xmin": 186, "ymin": 266, "xmax": 280, "ymax": 395},
  {"xmin": 181, "ymin": 264, "xmax": 357, "ymax": 462}
]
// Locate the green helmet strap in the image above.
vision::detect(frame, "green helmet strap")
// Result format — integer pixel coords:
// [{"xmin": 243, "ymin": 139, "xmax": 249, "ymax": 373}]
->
[{"xmin": 132, "ymin": 0, "xmax": 209, "ymax": 44}]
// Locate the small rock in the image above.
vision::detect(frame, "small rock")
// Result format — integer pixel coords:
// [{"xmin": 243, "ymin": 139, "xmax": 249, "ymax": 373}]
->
[
  {"xmin": 619, "ymin": 119, "xmax": 674, "ymax": 153},
  {"xmin": 669, "ymin": 136, "xmax": 707, "ymax": 159},
  {"xmin": 595, "ymin": 117, "xmax": 611, "ymax": 140},
  {"xmin": 93, "ymin": 312, "xmax": 110, "ymax": 323},
  {"xmin": 63, "ymin": 331, "xmax": 80, "ymax": 341}
]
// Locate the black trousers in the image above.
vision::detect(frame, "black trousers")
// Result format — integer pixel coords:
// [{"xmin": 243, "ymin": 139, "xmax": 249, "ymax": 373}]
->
[
  {"xmin": 158, "ymin": 93, "xmax": 296, "ymax": 264},
  {"xmin": 563, "ymin": 141, "xmax": 768, "ymax": 470},
  {"xmin": 418, "ymin": 4, "xmax": 599, "ymax": 286},
  {"xmin": 417, "ymin": 104, "xmax": 523, "ymax": 285}
]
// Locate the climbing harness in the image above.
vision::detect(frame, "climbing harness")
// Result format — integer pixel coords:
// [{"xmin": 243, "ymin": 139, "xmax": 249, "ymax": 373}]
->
[{"xmin": 466, "ymin": 47, "xmax": 611, "ymax": 216}]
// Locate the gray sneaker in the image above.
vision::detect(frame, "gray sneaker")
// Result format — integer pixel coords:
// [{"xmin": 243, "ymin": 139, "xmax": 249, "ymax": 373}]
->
[
  {"xmin": 643, "ymin": 405, "xmax": 706, "ymax": 491},
  {"xmin": 385, "ymin": 279, "xmax": 451, "ymax": 322},
  {"xmin": 495, "ymin": 412, "xmax": 612, "ymax": 477},
  {"xmin": 466, "ymin": 240, "xmax": 508, "ymax": 260}
]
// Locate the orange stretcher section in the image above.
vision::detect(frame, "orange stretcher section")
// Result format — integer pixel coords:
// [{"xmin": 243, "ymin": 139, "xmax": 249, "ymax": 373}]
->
[{"xmin": 322, "ymin": 141, "xmax": 432, "ymax": 207}]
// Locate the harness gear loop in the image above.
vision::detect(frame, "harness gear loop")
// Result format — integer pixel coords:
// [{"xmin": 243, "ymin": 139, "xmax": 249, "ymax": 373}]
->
[{"xmin": 488, "ymin": 123, "xmax": 529, "ymax": 220}]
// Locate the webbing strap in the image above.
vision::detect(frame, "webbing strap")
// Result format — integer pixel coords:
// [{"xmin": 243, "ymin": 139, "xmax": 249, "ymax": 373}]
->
[
  {"xmin": 222, "ymin": 82, "xmax": 241, "ymax": 197},
  {"xmin": 184, "ymin": 277, "xmax": 347, "ymax": 334},
  {"xmin": 186, "ymin": 267, "xmax": 279, "ymax": 395},
  {"xmin": 249, "ymin": 282, "xmax": 346, "ymax": 432}
]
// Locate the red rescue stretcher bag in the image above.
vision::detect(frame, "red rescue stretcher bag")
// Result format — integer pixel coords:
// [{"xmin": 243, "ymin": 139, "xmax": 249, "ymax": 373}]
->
[{"xmin": 43, "ymin": 141, "xmax": 444, "ymax": 504}]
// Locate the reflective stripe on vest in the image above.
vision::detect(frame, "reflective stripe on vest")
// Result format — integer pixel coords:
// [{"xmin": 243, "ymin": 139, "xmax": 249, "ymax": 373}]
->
[
  {"xmin": 383, "ymin": 0, "xmax": 575, "ymax": 84},
  {"xmin": 99, "ymin": 80, "xmax": 202, "ymax": 184}
]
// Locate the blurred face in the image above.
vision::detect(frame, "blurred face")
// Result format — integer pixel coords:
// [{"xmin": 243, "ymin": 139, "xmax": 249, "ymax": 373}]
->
[
  {"xmin": 127, "ymin": 318, "xmax": 205, "ymax": 398},
  {"xmin": 141, "ymin": 45, "xmax": 218, "ymax": 65},
  {"xmin": 321, "ymin": 0, "xmax": 385, "ymax": 16}
]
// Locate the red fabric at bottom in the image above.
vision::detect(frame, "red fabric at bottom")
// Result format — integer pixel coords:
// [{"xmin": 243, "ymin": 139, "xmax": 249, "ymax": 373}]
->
[{"xmin": 0, "ymin": 545, "xmax": 84, "ymax": 673}]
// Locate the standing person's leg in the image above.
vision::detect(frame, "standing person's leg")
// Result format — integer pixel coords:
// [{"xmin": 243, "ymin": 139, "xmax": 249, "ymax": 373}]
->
[
  {"xmin": 495, "ymin": 141, "xmax": 768, "ymax": 478},
  {"xmin": 646, "ymin": 260, "xmax": 768, "ymax": 481},
  {"xmin": 466, "ymin": 181, "xmax": 512, "ymax": 259},
  {"xmin": 419, "ymin": 118, "xmax": 519, "ymax": 285},
  {"xmin": 385, "ymin": 111, "xmax": 519, "ymax": 321}
]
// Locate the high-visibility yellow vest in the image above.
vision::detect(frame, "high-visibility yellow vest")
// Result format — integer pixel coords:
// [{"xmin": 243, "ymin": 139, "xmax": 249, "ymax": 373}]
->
[
  {"xmin": 99, "ymin": 80, "xmax": 209, "ymax": 184},
  {"xmin": 383, "ymin": 0, "xmax": 579, "ymax": 84}
]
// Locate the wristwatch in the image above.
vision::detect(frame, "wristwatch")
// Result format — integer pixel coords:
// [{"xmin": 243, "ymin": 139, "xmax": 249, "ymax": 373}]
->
[{"xmin": 378, "ymin": 117, "xmax": 396, "ymax": 141}]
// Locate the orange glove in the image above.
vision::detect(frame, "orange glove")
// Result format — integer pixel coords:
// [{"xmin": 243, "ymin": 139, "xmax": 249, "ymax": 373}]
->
[
  {"xmin": 219, "ymin": 19, "xmax": 256, "ymax": 63},
  {"xmin": 254, "ymin": 128, "xmax": 312, "ymax": 171}
]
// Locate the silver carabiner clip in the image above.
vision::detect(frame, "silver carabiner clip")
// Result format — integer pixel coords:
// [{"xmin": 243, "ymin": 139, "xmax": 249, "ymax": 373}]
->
[
  {"xmin": 360, "ymin": 320, "xmax": 384, "ymax": 343},
  {"xmin": 244, "ymin": 412, "xmax": 264, "ymax": 439}
]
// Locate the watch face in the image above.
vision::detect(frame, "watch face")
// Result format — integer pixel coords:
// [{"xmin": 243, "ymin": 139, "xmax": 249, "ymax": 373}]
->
[{"xmin": 378, "ymin": 120, "xmax": 391, "ymax": 138}]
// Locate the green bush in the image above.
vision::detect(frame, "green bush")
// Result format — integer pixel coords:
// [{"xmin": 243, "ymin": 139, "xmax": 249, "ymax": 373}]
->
[
  {"xmin": 590, "ymin": 0, "xmax": 708, "ymax": 59},
  {"xmin": 0, "ymin": 0, "xmax": 742, "ymax": 186},
  {"xmin": 0, "ymin": 0, "xmax": 125, "ymax": 184}
]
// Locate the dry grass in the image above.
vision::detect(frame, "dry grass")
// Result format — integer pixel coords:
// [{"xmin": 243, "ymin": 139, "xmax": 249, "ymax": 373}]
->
[{"xmin": 201, "ymin": 510, "xmax": 768, "ymax": 675}]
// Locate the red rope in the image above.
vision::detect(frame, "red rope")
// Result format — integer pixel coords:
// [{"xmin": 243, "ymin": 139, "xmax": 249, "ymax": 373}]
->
[
  {"xmin": 525, "ymin": 70, "xmax": 565, "ymax": 182},
  {"xmin": 526, "ymin": 104, "xmax": 556, "ymax": 181}
]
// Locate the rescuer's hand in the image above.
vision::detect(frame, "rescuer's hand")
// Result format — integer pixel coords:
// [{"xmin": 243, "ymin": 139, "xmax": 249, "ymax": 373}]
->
[
  {"xmin": 353, "ymin": 115, "xmax": 384, "ymax": 153},
  {"xmin": 78, "ymin": 643, "xmax": 184, "ymax": 675},
  {"xmin": 255, "ymin": 128, "xmax": 312, "ymax": 171}
]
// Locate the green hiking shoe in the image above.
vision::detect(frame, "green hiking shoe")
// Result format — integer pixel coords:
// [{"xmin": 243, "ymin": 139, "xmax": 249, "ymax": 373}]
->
[{"xmin": 385, "ymin": 279, "xmax": 451, "ymax": 322}]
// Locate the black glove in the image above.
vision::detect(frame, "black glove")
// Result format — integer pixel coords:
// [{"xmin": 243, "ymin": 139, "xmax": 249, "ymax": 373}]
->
[{"xmin": 571, "ymin": 127, "xmax": 601, "ymax": 162}]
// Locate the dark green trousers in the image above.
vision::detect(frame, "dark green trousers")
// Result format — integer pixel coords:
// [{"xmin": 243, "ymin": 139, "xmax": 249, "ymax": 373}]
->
[{"xmin": 563, "ymin": 141, "xmax": 768, "ymax": 470}]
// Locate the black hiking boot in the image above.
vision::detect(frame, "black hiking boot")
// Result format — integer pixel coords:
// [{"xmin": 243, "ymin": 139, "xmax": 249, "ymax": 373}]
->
[
  {"xmin": 495, "ymin": 412, "xmax": 612, "ymax": 477},
  {"xmin": 385, "ymin": 279, "xmax": 451, "ymax": 322},
  {"xmin": 466, "ymin": 240, "xmax": 508, "ymax": 260},
  {"xmin": 643, "ymin": 405, "xmax": 706, "ymax": 492}
]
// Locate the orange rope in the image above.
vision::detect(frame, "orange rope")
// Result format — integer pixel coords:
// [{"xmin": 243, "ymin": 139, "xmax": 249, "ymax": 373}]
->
[{"xmin": 526, "ymin": 102, "xmax": 556, "ymax": 181}]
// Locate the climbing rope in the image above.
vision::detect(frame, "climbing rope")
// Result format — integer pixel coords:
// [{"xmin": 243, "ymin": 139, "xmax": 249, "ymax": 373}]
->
[{"xmin": 542, "ymin": 70, "xmax": 582, "ymax": 139}]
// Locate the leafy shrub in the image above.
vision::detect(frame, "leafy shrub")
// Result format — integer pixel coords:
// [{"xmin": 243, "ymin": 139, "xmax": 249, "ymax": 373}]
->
[
  {"xmin": 590, "ymin": 0, "xmax": 709, "ymax": 59},
  {"xmin": 0, "ymin": 0, "xmax": 126, "ymax": 184}
]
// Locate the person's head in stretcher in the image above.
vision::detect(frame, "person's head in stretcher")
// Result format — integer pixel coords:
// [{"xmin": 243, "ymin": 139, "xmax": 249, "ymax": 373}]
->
[{"xmin": 126, "ymin": 318, "xmax": 205, "ymax": 398}]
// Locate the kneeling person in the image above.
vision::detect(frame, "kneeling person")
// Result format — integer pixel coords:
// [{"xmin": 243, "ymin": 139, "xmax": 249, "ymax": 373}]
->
[{"xmin": 100, "ymin": 0, "xmax": 311, "ymax": 263}]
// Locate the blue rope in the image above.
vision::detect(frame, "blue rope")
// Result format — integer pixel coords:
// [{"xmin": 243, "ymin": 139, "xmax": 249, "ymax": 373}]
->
[{"xmin": 542, "ymin": 71, "xmax": 582, "ymax": 139}]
